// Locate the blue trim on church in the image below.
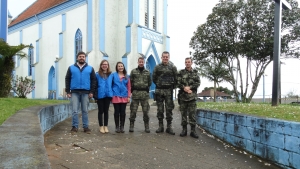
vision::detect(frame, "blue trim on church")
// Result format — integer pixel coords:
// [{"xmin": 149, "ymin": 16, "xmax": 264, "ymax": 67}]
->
[
  {"xmin": 32, "ymin": 66, "xmax": 35, "ymax": 98},
  {"xmin": 36, "ymin": 40, "xmax": 39, "ymax": 63},
  {"xmin": 59, "ymin": 33, "xmax": 63, "ymax": 58},
  {"xmin": 62, "ymin": 14, "xmax": 66, "ymax": 31},
  {"xmin": 126, "ymin": 26, "xmax": 131, "ymax": 53},
  {"xmin": 128, "ymin": 0, "xmax": 133, "ymax": 24},
  {"xmin": 87, "ymin": 0, "xmax": 93, "ymax": 52},
  {"xmin": 145, "ymin": 41, "xmax": 161, "ymax": 64},
  {"xmin": 20, "ymin": 30, "xmax": 23, "ymax": 43},
  {"xmin": 0, "ymin": 0, "xmax": 8, "ymax": 41},
  {"xmin": 99, "ymin": 0, "xmax": 105, "ymax": 52},
  {"xmin": 8, "ymin": 0, "xmax": 86, "ymax": 33},
  {"xmin": 122, "ymin": 56, "xmax": 128, "ymax": 71},
  {"xmin": 163, "ymin": 0, "xmax": 168, "ymax": 35}
]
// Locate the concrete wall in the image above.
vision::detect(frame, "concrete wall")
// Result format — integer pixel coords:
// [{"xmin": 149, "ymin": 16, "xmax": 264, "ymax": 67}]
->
[
  {"xmin": 0, "ymin": 103, "xmax": 97, "ymax": 168},
  {"xmin": 197, "ymin": 109, "xmax": 300, "ymax": 169},
  {"xmin": 39, "ymin": 103, "xmax": 98, "ymax": 134}
]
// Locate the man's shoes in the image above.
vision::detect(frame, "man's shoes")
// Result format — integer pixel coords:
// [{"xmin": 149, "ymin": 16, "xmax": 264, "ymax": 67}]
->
[
  {"xmin": 84, "ymin": 127, "xmax": 91, "ymax": 134},
  {"xmin": 71, "ymin": 127, "xmax": 78, "ymax": 134}
]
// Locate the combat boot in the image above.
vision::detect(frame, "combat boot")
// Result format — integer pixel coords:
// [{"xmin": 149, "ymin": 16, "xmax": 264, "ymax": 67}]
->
[
  {"xmin": 144, "ymin": 121, "xmax": 150, "ymax": 133},
  {"xmin": 129, "ymin": 121, "xmax": 134, "ymax": 132},
  {"xmin": 190, "ymin": 125, "xmax": 199, "ymax": 139},
  {"xmin": 114, "ymin": 115, "xmax": 120, "ymax": 133},
  {"xmin": 156, "ymin": 121, "xmax": 164, "ymax": 133},
  {"xmin": 180, "ymin": 125, "xmax": 187, "ymax": 137},
  {"xmin": 166, "ymin": 121, "xmax": 175, "ymax": 135}
]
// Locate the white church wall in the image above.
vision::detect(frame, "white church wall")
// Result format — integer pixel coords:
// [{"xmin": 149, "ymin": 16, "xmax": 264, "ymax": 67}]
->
[{"xmin": 57, "ymin": 5, "xmax": 88, "ymax": 98}]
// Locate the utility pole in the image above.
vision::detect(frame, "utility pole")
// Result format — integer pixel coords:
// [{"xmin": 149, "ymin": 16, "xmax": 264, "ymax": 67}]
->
[
  {"xmin": 271, "ymin": 0, "xmax": 291, "ymax": 106},
  {"xmin": 0, "ymin": 0, "xmax": 8, "ymax": 41}
]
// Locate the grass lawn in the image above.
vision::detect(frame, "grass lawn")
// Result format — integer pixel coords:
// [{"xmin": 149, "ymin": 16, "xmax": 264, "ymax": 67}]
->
[
  {"xmin": 197, "ymin": 102, "xmax": 300, "ymax": 122},
  {"xmin": 0, "ymin": 98, "xmax": 69, "ymax": 125}
]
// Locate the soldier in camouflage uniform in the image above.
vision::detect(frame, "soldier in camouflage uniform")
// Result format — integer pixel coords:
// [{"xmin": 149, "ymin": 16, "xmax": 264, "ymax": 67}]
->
[
  {"xmin": 152, "ymin": 51, "xmax": 177, "ymax": 135},
  {"xmin": 177, "ymin": 57, "xmax": 200, "ymax": 138},
  {"xmin": 129, "ymin": 57, "xmax": 152, "ymax": 133}
]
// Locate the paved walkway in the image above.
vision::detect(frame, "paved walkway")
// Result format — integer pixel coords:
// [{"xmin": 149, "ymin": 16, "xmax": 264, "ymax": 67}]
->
[{"xmin": 44, "ymin": 104, "xmax": 280, "ymax": 169}]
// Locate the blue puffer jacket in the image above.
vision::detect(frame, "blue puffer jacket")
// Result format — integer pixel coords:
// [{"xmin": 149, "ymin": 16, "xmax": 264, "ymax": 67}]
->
[
  {"xmin": 111, "ymin": 72, "xmax": 129, "ymax": 97},
  {"xmin": 95, "ymin": 72, "xmax": 113, "ymax": 99},
  {"xmin": 70, "ymin": 65, "xmax": 93, "ymax": 90}
]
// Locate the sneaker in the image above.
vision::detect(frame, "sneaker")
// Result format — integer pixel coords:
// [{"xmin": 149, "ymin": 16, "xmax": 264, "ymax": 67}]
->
[
  {"xmin": 71, "ymin": 127, "xmax": 78, "ymax": 134},
  {"xmin": 84, "ymin": 127, "xmax": 91, "ymax": 134}
]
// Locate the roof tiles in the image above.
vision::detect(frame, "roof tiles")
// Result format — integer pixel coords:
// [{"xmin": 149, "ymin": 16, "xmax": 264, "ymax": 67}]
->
[{"xmin": 9, "ymin": 0, "xmax": 67, "ymax": 27}]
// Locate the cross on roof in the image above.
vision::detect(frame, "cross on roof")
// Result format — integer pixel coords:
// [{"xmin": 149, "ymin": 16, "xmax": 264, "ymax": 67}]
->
[{"xmin": 274, "ymin": 0, "xmax": 291, "ymax": 10}]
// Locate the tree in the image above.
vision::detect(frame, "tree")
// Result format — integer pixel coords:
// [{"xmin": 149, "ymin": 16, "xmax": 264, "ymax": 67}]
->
[
  {"xmin": 11, "ymin": 76, "xmax": 35, "ymax": 98},
  {"xmin": 197, "ymin": 57, "xmax": 231, "ymax": 102},
  {"xmin": 190, "ymin": 0, "xmax": 300, "ymax": 103},
  {"xmin": 0, "ymin": 39, "xmax": 31, "ymax": 97}
]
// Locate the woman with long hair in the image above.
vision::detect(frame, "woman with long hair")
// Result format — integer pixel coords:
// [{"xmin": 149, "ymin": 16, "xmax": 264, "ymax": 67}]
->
[
  {"xmin": 111, "ymin": 62, "xmax": 131, "ymax": 133},
  {"xmin": 95, "ymin": 60, "xmax": 113, "ymax": 133}
]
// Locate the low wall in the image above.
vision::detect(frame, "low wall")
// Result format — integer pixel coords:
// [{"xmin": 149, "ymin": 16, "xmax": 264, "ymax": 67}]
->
[
  {"xmin": 0, "ymin": 103, "xmax": 97, "ymax": 169},
  {"xmin": 197, "ymin": 109, "xmax": 300, "ymax": 169}
]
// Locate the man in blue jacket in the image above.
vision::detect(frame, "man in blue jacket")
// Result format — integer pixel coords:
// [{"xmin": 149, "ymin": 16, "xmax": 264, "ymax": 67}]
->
[{"xmin": 65, "ymin": 51, "xmax": 97, "ymax": 134}]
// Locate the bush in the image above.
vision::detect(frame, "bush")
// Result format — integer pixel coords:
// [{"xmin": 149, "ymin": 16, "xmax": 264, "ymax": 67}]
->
[{"xmin": 12, "ymin": 76, "xmax": 35, "ymax": 98}]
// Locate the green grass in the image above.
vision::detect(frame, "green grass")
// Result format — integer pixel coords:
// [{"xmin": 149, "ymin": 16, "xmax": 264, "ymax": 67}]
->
[
  {"xmin": 197, "ymin": 102, "xmax": 300, "ymax": 122},
  {"xmin": 0, "ymin": 98, "xmax": 69, "ymax": 125}
]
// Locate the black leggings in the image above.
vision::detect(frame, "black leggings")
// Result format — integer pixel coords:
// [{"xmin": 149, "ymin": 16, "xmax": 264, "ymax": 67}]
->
[
  {"xmin": 97, "ymin": 97, "xmax": 111, "ymax": 126},
  {"xmin": 113, "ymin": 103, "xmax": 127, "ymax": 116}
]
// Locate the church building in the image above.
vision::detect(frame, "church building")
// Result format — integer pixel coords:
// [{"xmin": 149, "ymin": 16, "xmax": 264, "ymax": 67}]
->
[{"xmin": 7, "ymin": 0, "xmax": 170, "ymax": 99}]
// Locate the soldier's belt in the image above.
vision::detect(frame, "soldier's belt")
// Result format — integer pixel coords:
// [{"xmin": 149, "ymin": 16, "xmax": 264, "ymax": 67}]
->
[
  {"xmin": 132, "ymin": 88, "xmax": 149, "ymax": 92},
  {"xmin": 156, "ymin": 86, "xmax": 173, "ymax": 89}
]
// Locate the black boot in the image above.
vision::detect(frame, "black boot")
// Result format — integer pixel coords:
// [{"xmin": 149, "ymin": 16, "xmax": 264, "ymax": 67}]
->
[
  {"xmin": 190, "ymin": 125, "xmax": 199, "ymax": 138},
  {"xmin": 166, "ymin": 121, "xmax": 175, "ymax": 135},
  {"xmin": 180, "ymin": 125, "xmax": 187, "ymax": 137},
  {"xmin": 120, "ymin": 114, "xmax": 126, "ymax": 133},
  {"xmin": 129, "ymin": 121, "xmax": 134, "ymax": 132},
  {"xmin": 144, "ymin": 121, "xmax": 150, "ymax": 133},
  {"xmin": 114, "ymin": 115, "xmax": 120, "ymax": 133},
  {"xmin": 156, "ymin": 121, "xmax": 164, "ymax": 133}
]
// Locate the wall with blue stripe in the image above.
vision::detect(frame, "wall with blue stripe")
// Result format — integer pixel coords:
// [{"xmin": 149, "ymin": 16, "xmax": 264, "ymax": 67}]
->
[{"xmin": 197, "ymin": 109, "xmax": 300, "ymax": 169}]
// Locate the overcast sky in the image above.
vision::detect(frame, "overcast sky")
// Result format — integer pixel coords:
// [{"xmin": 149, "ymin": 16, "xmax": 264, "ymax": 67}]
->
[{"xmin": 7, "ymin": 0, "xmax": 300, "ymax": 97}]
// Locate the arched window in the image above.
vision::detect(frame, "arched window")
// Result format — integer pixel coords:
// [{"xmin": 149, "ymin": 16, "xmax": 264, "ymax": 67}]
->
[
  {"xmin": 75, "ymin": 29, "xmax": 82, "ymax": 61},
  {"xmin": 28, "ymin": 44, "xmax": 33, "ymax": 76}
]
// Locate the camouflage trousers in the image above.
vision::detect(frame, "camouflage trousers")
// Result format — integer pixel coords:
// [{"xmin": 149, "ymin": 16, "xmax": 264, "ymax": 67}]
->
[
  {"xmin": 179, "ymin": 100, "xmax": 197, "ymax": 126},
  {"xmin": 129, "ymin": 99, "xmax": 150, "ymax": 122},
  {"xmin": 155, "ymin": 89, "xmax": 174, "ymax": 122}
]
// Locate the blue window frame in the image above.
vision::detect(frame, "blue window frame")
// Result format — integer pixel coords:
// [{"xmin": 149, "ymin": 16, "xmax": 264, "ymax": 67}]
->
[
  {"xmin": 75, "ymin": 29, "xmax": 82, "ymax": 61},
  {"xmin": 28, "ymin": 44, "xmax": 33, "ymax": 76}
]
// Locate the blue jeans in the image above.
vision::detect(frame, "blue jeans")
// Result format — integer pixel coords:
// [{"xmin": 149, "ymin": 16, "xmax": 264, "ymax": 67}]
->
[{"xmin": 71, "ymin": 93, "xmax": 89, "ymax": 128}]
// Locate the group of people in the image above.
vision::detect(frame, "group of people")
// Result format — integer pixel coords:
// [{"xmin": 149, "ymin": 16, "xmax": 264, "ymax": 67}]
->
[{"xmin": 65, "ymin": 51, "xmax": 200, "ymax": 139}]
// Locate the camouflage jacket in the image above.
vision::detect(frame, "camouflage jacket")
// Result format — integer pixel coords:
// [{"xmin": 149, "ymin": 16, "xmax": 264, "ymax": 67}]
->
[
  {"xmin": 130, "ymin": 67, "xmax": 152, "ymax": 99},
  {"xmin": 152, "ymin": 63, "xmax": 177, "ymax": 89},
  {"xmin": 177, "ymin": 68, "xmax": 200, "ymax": 101}
]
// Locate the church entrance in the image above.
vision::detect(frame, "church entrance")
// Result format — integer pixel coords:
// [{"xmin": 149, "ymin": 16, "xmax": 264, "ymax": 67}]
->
[
  {"xmin": 146, "ymin": 55, "xmax": 156, "ymax": 99},
  {"xmin": 48, "ymin": 66, "xmax": 56, "ymax": 99}
]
